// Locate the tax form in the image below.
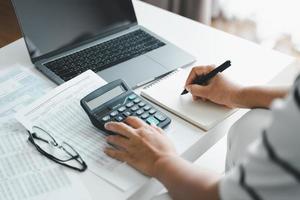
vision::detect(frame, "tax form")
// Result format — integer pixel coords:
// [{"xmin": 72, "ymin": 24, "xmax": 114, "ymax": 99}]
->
[
  {"xmin": 0, "ymin": 66, "xmax": 91, "ymax": 200},
  {"xmin": 16, "ymin": 70, "xmax": 147, "ymax": 191}
]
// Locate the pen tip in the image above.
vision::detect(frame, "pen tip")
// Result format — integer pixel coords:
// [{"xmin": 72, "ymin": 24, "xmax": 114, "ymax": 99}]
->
[{"xmin": 181, "ymin": 90, "xmax": 188, "ymax": 95}]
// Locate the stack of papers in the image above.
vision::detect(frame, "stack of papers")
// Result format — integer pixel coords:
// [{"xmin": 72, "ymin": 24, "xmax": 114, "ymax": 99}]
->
[{"xmin": 0, "ymin": 66, "xmax": 90, "ymax": 200}]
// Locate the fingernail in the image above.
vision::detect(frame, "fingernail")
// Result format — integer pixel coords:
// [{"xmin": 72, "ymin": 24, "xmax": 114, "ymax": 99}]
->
[
  {"xmin": 104, "ymin": 122, "xmax": 112, "ymax": 129},
  {"xmin": 186, "ymin": 86, "xmax": 191, "ymax": 92}
]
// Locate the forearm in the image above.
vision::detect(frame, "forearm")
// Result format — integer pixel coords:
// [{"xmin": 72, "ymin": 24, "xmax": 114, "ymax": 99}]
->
[
  {"xmin": 232, "ymin": 86, "xmax": 289, "ymax": 109},
  {"xmin": 154, "ymin": 156, "xmax": 220, "ymax": 200}
]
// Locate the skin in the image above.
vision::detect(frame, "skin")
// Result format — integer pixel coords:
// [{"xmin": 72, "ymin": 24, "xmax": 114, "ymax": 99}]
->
[
  {"xmin": 104, "ymin": 65, "xmax": 289, "ymax": 200},
  {"xmin": 184, "ymin": 65, "xmax": 288, "ymax": 109}
]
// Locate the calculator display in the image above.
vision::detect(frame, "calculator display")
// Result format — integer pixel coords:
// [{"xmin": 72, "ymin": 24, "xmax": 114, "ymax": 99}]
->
[{"xmin": 87, "ymin": 86, "xmax": 125, "ymax": 110}]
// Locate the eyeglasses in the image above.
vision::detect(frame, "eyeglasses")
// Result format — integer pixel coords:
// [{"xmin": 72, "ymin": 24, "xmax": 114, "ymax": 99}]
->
[{"xmin": 27, "ymin": 126, "xmax": 87, "ymax": 172}]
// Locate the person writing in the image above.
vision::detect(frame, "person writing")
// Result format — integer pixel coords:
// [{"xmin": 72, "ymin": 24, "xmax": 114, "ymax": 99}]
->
[{"xmin": 104, "ymin": 65, "xmax": 300, "ymax": 200}]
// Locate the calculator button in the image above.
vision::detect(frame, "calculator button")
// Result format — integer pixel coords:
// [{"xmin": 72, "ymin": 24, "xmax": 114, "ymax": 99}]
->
[
  {"xmin": 141, "ymin": 113, "xmax": 149, "ymax": 119},
  {"xmin": 144, "ymin": 105, "xmax": 151, "ymax": 111},
  {"xmin": 138, "ymin": 102, "xmax": 146, "ymax": 107},
  {"xmin": 131, "ymin": 105, "xmax": 139, "ymax": 112},
  {"xmin": 123, "ymin": 111, "xmax": 132, "ymax": 117},
  {"xmin": 118, "ymin": 106, "xmax": 126, "ymax": 112},
  {"xmin": 149, "ymin": 109, "xmax": 156, "ymax": 115},
  {"xmin": 126, "ymin": 102, "xmax": 134, "ymax": 108},
  {"xmin": 110, "ymin": 111, "xmax": 119, "ymax": 117},
  {"xmin": 128, "ymin": 94, "xmax": 137, "ymax": 100},
  {"xmin": 136, "ymin": 109, "xmax": 144, "ymax": 116},
  {"xmin": 154, "ymin": 113, "xmax": 167, "ymax": 122},
  {"xmin": 102, "ymin": 115, "xmax": 111, "ymax": 122},
  {"xmin": 133, "ymin": 98, "xmax": 141, "ymax": 104},
  {"xmin": 146, "ymin": 116, "xmax": 160, "ymax": 126},
  {"xmin": 115, "ymin": 115, "xmax": 124, "ymax": 122}
]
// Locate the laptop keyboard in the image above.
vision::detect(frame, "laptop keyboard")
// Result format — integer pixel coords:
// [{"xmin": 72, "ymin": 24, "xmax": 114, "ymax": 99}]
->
[{"xmin": 44, "ymin": 29, "xmax": 166, "ymax": 81}]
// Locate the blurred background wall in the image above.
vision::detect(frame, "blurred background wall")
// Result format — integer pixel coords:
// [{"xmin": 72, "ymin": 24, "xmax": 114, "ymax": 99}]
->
[
  {"xmin": 0, "ymin": 0, "xmax": 21, "ymax": 47},
  {"xmin": 141, "ymin": 0, "xmax": 214, "ymax": 25}
]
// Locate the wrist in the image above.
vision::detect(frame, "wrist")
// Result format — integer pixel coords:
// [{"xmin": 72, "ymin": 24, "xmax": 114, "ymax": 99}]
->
[
  {"xmin": 153, "ymin": 154, "xmax": 178, "ymax": 179},
  {"xmin": 230, "ymin": 86, "xmax": 244, "ymax": 108}
]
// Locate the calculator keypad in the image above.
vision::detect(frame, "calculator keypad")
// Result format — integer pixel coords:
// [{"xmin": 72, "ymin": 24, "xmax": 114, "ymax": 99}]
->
[
  {"xmin": 131, "ymin": 105, "xmax": 139, "ymax": 112},
  {"xmin": 128, "ymin": 94, "xmax": 137, "ymax": 100},
  {"xmin": 149, "ymin": 109, "xmax": 156, "ymax": 115},
  {"xmin": 96, "ymin": 92, "xmax": 170, "ymax": 128},
  {"xmin": 110, "ymin": 111, "xmax": 118, "ymax": 117},
  {"xmin": 102, "ymin": 116, "xmax": 110, "ymax": 122},
  {"xmin": 138, "ymin": 102, "xmax": 146, "ymax": 107},
  {"xmin": 141, "ymin": 113, "xmax": 149, "ymax": 119},
  {"xmin": 126, "ymin": 102, "xmax": 134, "ymax": 108},
  {"xmin": 146, "ymin": 116, "xmax": 160, "ymax": 126},
  {"xmin": 123, "ymin": 111, "xmax": 132, "ymax": 117},
  {"xmin": 154, "ymin": 113, "xmax": 166, "ymax": 121},
  {"xmin": 118, "ymin": 106, "xmax": 126, "ymax": 112},
  {"xmin": 133, "ymin": 98, "xmax": 141, "ymax": 104},
  {"xmin": 115, "ymin": 115, "xmax": 124, "ymax": 122},
  {"xmin": 136, "ymin": 109, "xmax": 144, "ymax": 116}
]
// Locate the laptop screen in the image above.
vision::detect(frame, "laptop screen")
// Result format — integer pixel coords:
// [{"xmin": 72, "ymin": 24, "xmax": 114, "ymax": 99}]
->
[{"xmin": 12, "ymin": 0, "xmax": 137, "ymax": 60}]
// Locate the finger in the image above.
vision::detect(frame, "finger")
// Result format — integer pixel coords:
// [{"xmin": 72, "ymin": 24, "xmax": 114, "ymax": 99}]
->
[
  {"xmin": 106, "ymin": 135, "xmax": 130, "ymax": 150},
  {"xmin": 185, "ymin": 65, "xmax": 214, "ymax": 87},
  {"xmin": 192, "ymin": 95, "xmax": 200, "ymax": 101},
  {"xmin": 104, "ymin": 147, "xmax": 129, "ymax": 162},
  {"xmin": 185, "ymin": 67, "xmax": 198, "ymax": 87},
  {"xmin": 194, "ymin": 96, "xmax": 206, "ymax": 101},
  {"xmin": 125, "ymin": 116, "xmax": 147, "ymax": 129},
  {"xmin": 136, "ymin": 126, "xmax": 152, "ymax": 137},
  {"xmin": 186, "ymin": 84, "xmax": 210, "ymax": 98},
  {"xmin": 105, "ymin": 122, "xmax": 137, "ymax": 138},
  {"xmin": 150, "ymin": 124, "xmax": 164, "ymax": 134}
]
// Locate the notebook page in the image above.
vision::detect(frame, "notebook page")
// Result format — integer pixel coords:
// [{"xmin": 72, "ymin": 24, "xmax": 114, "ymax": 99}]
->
[{"xmin": 141, "ymin": 68, "xmax": 236, "ymax": 130}]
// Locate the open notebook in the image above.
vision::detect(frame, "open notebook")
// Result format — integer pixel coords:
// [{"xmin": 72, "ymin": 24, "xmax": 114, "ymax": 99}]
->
[{"xmin": 141, "ymin": 68, "xmax": 236, "ymax": 131}]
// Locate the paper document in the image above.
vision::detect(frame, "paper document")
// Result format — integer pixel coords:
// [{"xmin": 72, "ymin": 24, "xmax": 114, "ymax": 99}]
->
[
  {"xmin": 16, "ymin": 70, "xmax": 147, "ymax": 191},
  {"xmin": 0, "ymin": 67, "xmax": 49, "ymax": 118},
  {"xmin": 0, "ymin": 66, "xmax": 90, "ymax": 200}
]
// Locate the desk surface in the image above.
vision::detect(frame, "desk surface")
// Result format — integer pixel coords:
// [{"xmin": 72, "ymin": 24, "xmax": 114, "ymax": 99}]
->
[{"xmin": 0, "ymin": 0, "xmax": 294, "ymax": 199}]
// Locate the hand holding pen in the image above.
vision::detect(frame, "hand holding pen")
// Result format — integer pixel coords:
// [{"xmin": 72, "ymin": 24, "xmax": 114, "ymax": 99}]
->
[
  {"xmin": 182, "ymin": 61, "xmax": 240, "ymax": 108},
  {"xmin": 181, "ymin": 60, "xmax": 231, "ymax": 95}
]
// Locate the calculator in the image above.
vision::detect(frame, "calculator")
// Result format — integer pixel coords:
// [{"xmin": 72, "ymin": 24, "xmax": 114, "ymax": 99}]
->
[{"xmin": 80, "ymin": 79, "xmax": 171, "ymax": 135}]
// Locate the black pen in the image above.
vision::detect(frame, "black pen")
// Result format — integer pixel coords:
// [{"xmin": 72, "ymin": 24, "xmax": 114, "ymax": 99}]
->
[{"xmin": 181, "ymin": 60, "xmax": 231, "ymax": 95}]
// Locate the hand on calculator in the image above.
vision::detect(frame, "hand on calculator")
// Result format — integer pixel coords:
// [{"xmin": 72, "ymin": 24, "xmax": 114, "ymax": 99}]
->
[{"xmin": 104, "ymin": 116, "xmax": 177, "ymax": 177}]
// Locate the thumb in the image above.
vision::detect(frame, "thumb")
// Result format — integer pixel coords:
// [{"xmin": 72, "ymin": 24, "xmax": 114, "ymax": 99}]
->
[{"xmin": 186, "ymin": 84, "xmax": 209, "ymax": 98}]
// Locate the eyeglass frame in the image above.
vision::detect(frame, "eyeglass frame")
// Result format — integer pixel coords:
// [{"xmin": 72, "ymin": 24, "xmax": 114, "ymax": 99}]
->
[{"xmin": 27, "ymin": 126, "xmax": 88, "ymax": 172}]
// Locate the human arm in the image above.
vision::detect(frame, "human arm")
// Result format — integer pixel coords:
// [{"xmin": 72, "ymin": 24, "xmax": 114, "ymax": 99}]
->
[
  {"xmin": 185, "ymin": 65, "xmax": 289, "ymax": 109},
  {"xmin": 104, "ymin": 80, "xmax": 300, "ymax": 200},
  {"xmin": 104, "ymin": 117, "xmax": 221, "ymax": 200},
  {"xmin": 154, "ymin": 155, "xmax": 220, "ymax": 200},
  {"xmin": 220, "ymin": 78, "xmax": 300, "ymax": 200}
]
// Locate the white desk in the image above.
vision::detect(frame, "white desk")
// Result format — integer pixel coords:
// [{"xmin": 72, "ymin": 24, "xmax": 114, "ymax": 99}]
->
[{"xmin": 0, "ymin": 0, "xmax": 294, "ymax": 199}]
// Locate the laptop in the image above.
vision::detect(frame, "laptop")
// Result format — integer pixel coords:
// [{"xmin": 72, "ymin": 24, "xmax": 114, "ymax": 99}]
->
[{"xmin": 11, "ymin": 0, "xmax": 195, "ymax": 88}]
